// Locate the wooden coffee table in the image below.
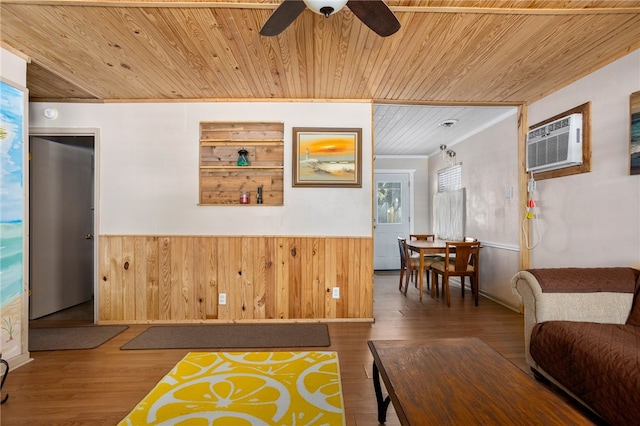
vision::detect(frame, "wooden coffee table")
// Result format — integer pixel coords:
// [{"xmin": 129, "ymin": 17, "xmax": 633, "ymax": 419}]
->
[{"xmin": 368, "ymin": 338, "xmax": 593, "ymax": 425}]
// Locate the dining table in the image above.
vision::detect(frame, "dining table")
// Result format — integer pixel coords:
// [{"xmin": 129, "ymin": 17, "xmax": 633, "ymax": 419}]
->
[{"xmin": 405, "ymin": 239, "xmax": 449, "ymax": 301}]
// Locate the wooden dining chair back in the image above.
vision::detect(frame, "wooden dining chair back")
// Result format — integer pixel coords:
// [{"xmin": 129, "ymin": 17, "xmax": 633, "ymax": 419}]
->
[
  {"xmin": 460, "ymin": 237, "xmax": 478, "ymax": 295},
  {"xmin": 430, "ymin": 241, "xmax": 480, "ymax": 307},
  {"xmin": 397, "ymin": 237, "xmax": 410, "ymax": 292},
  {"xmin": 397, "ymin": 237, "xmax": 424, "ymax": 295},
  {"xmin": 410, "ymin": 234, "xmax": 435, "ymax": 241}
]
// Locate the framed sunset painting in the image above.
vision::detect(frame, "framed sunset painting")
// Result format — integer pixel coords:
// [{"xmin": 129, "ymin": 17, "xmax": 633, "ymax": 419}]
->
[
  {"xmin": 292, "ymin": 127, "xmax": 362, "ymax": 187},
  {"xmin": 631, "ymin": 91, "xmax": 640, "ymax": 175}
]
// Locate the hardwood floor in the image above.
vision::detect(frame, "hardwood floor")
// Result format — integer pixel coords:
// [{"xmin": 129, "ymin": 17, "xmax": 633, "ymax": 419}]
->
[{"xmin": 1, "ymin": 272, "xmax": 600, "ymax": 425}]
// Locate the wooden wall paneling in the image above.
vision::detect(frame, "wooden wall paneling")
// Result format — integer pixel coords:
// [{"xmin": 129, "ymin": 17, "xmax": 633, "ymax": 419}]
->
[
  {"xmin": 158, "ymin": 237, "xmax": 172, "ymax": 321},
  {"xmin": 121, "ymin": 237, "xmax": 136, "ymax": 320},
  {"xmin": 349, "ymin": 238, "xmax": 360, "ymax": 318},
  {"xmin": 98, "ymin": 237, "xmax": 111, "ymax": 321},
  {"xmin": 347, "ymin": 238, "xmax": 361, "ymax": 318},
  {"xmin": 145, "ymin": 236, "xmax": 160, "ymax": 320},
  {"xmin": 202, "ymin": 237, "xmax": 218, "ymax": 320},
  {"xmin": 98, "ymin": 235, "xmax": 374, "ymax": 322},
  {"xmin": 184, "ymin": 237, "xmax": 197, "ymax": 319},
  {"xmin": 300, "ymin": 238, "xmax": 313, "ymax": 318},
  {"xmin": 133, "ymin": 236, "xmax": 148, "ymax": 320},
  {"xmin": 229, "ymin": 237, "xmax": 244, "ymax": 320},
  {"xmin": 304, "ymin": 237, "xmax": 326, "ymax": 319},
  {"xmin": 107, "ymin": 236, "xmax": 121, "ymax": 320},
  {"xmin": 108, "ymin": 236, "xmax": 123, "ymax": 320},
  {"xmin": 249, "ymin": 237, "xmax": 262, "ymax": 319},
  {"xmin": 193, "ymin": 237, "xmax": 208, "ymax": 320},
  {"xmin": 313, "ymin": 238, "xmax": 327, "ymax": 319},
  {"xmin": 249, "ymin": 237, "xmax": 273, "ymax": 319},
  {"xmin": 283, "ymin": 237, "xmax": 298, "ymax": 318},
  {"xmin": 216, "ymin": 237, "xmax": 231, "ymax": 320},
  {"xmin": 324, "ymin": 238, "xmax": 338, "ymax": 319},
  {"xmin": 240, "ymin": 237, "xmax": 255, "ymax": 320},
  {"xmin": 169, "ymin": 237, "xmax": 183, "ymax": 319},
  {"xmin": 263, "ymin": 238, "xmax": 276, "ymax": 320},
  {"xmin": 275, "ymin": 237, "xmax": 290, "ymax": 319},
  {"xmin": 359, "ymin": 238, "xmax": 374, "ymax": 318},
  {"xmin": 339, "ymin": 238, "xmax": 351, "ymax": 318},
  {"xmin": 287, "ymin": 238, "xmax": 303, "ymax": 318}
]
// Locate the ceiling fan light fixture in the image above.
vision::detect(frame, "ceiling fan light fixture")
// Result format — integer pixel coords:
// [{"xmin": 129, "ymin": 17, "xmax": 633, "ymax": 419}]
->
[{"xmin": 304, "ymin": 0, "xmax": 348, "ymax": 17}]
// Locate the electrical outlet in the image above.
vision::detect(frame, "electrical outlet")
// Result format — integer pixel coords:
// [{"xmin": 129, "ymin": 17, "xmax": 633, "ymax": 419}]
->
[
  {"xmin": 218, "ymin": 293, "xmax": 227, "ymax": 305},
  {"xmin": 332, "ymin": 287, "xmax": 340, "ymax": 299}
]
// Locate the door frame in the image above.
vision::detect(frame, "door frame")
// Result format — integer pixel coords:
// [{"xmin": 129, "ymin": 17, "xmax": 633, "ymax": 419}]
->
[{"xmin": 29, "ymin": 127, "xmax": 100, "ymax": 323}]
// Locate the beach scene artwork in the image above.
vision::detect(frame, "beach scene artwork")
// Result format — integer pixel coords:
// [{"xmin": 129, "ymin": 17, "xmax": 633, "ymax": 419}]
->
[
  {"xmin": 631, "ymin": 91, "xmax": 640, "ymax": 175},
  {"xmin": 1, "ymin": 80, "xmax": 25, "ymax": 359},
  {"xmin": 294, "ymin": 128, "xmax": 361, "ymax": 187}
]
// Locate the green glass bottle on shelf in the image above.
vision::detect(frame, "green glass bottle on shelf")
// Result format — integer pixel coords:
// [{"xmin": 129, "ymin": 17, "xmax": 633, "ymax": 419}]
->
[{"xmin": 237, "ymin": 149, "xmax": 249, "ymax": 166}]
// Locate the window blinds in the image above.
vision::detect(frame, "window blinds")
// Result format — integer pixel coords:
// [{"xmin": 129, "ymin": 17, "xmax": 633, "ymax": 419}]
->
[
  {"xmin": 437, "ymin": 165, "xmax": 461, "ymax": 193},
  {"xmin": 434, "ymin": 165, "xmax": 464, "ymax": 240}
]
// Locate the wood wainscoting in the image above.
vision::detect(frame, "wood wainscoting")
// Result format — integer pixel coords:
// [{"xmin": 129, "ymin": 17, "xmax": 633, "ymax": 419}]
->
[{"xmin": 98, "ymin": 235, "xmax": 373, "ymax": 323}]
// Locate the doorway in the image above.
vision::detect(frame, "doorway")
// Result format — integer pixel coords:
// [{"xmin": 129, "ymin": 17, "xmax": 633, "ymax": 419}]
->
[
  {"xmin": 373, "ymin": 171, "xmax": 412, "ymax": 270},
  {"xmin": 29, "ymin": 134, "xmax": 95, "ymax": 321}
]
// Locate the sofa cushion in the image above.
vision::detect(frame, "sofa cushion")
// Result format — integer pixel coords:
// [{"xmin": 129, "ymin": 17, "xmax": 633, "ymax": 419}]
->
[
  {"xmin": 526, "ymin": 267, "xmax": 639, "ymax": 293},
  {"xmin": 530, "ymin": 321, "xmax": 640, "ymax": 425}
]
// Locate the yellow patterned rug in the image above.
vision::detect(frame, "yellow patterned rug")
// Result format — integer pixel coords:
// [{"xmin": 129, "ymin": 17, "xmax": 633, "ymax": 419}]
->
[{"xmin": 119, "ymin": 351, "xmax": 345, "ymax": 425}]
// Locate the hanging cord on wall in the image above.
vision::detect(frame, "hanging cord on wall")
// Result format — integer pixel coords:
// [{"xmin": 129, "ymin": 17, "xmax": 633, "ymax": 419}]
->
[{"xmin": 522, "ymin": 172, "xmax": 542, "ymax": 250}]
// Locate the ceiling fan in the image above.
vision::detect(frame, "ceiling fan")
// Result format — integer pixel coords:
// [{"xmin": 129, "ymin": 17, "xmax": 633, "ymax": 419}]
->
[{"xmin": 260, "ymin": 0, "xmax": 400, "ymax": 37}]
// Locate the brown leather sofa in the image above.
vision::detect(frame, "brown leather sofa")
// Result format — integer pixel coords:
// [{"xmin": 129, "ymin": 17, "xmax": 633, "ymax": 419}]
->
[{"xmin": 511, "ymin": 267, "xmax": 640, "ymax": 425}]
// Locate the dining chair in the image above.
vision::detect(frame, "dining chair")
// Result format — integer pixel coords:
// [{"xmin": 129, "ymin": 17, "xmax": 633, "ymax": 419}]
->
[
  {"xmin": 397, "ymin": 237, "xmax": 426, "ymax": 295},
  {"xmin": 397, "ymin": 237, "xmax": 411, "ymax": 292},
  {"xmin": 460, "ymin": 237, "xmax": 478, "ymax": 297},
  {"xmin": 430, "ymin": 241, "xmax": 480, "ymax": 307}
]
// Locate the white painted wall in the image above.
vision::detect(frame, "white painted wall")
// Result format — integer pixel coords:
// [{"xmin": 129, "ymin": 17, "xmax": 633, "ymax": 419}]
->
[
  {"xmin": 428, "ymin": 111, "xmax": 521, "ymax": 308},
  {"xmin": 29, "ymin": 101, "xmax": 373, "ymax": 237},
  {"xmin": 528, "ymin": 51, "xmax": 640, "ymax": 269},
  {"xmin": 0, "ymin": 48, "xmax": 27, "ymax": 86}
]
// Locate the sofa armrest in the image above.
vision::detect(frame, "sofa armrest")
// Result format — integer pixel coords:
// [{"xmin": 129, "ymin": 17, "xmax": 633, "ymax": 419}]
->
[{"xmin": 511, "ymin": 269, "xmax": 635, "ymax": 367}]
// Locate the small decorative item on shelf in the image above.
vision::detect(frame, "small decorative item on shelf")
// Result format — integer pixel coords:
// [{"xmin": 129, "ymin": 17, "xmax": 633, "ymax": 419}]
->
[
  {"xmin": 237, "ymin": 149, "xmax": 249, "ymax": 166},
  {"xmin": 257, "ymin": 186, "xmax": 263, "ymax": 204},
  {"xmin": 240, "ymin": 191, "xmax": 250, "ymax": 204}
]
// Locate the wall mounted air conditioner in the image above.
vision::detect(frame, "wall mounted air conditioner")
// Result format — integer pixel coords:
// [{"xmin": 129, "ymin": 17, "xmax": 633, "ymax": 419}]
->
[{"xmin": 526, "ymin": 113, "xmax": 583, "ymax": 172}]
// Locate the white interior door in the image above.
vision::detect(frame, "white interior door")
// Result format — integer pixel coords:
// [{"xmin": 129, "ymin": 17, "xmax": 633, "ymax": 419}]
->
[
  {"xmin": 374, "ymin": 172, "xmax": 411, "ymax": 270},
  {"xmin": 29, "ymin": 136, "xmax": 94, "ymax": 319}
]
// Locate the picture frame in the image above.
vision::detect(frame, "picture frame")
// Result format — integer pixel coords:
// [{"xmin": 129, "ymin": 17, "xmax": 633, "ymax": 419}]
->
[
  {"xmin": 292, "ymin": 127, "xmax": 362, "ymax": 187},
  {"xmin": 630, "ymin": 91, "xmax": 640, "ymax": 175}
]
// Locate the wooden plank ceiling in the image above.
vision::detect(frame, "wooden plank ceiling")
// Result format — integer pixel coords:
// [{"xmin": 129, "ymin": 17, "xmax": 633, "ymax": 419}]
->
[{"xmin": 2, "ymin": 0, "xmax": 639, "ymax": 104}]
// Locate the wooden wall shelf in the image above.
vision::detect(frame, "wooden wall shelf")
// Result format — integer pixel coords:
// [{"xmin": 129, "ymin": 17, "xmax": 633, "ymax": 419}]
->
[{"xmin": 199, "ymin": 121, "xmax": 284, "ymax": 205}]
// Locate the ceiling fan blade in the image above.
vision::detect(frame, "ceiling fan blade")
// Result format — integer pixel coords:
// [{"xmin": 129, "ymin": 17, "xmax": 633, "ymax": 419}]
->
[
  {"xmin": 347, "ymin": 0, "xmax": 400, "ymax": 37},
  {"xmin": 260, "ymin": 0, "xmax": 308, "ymax": 36}
]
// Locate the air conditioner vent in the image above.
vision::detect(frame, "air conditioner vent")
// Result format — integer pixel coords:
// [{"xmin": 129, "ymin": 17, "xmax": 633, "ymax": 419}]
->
[{"xmin": 526, "ymin": 113, "xmax": 583, "ymax": 172}]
